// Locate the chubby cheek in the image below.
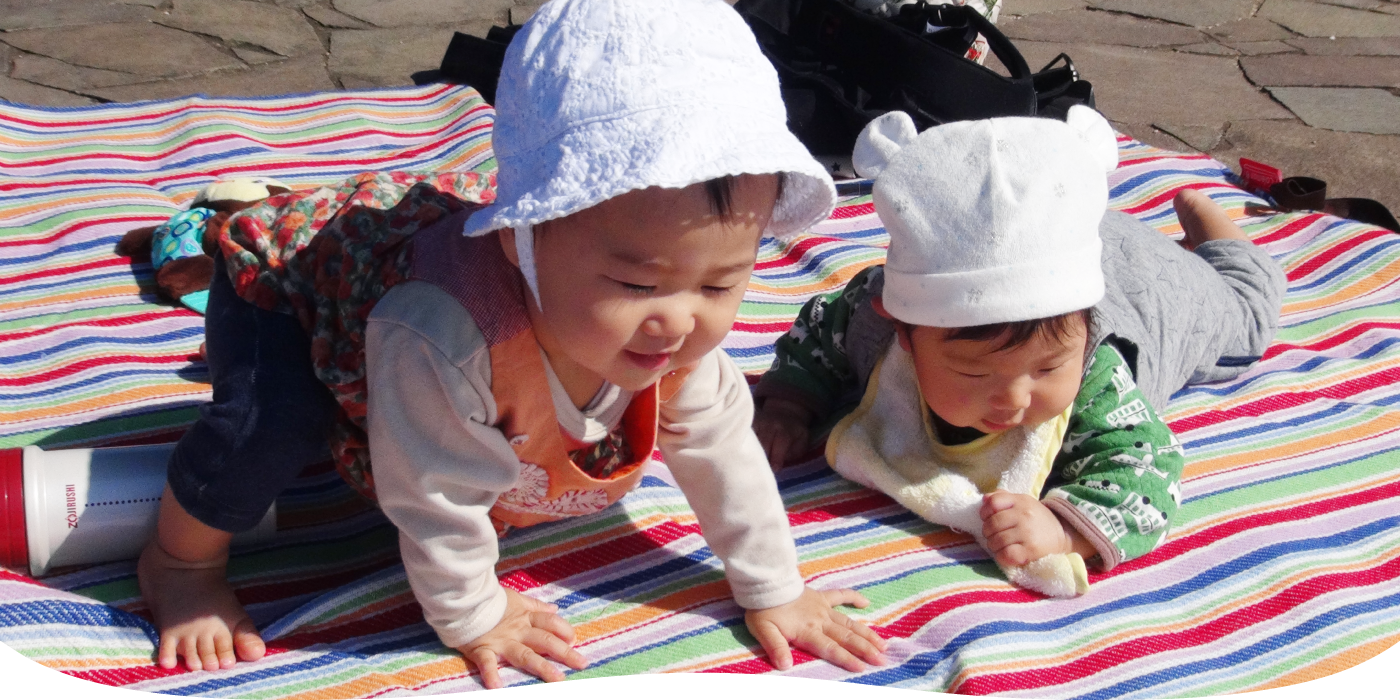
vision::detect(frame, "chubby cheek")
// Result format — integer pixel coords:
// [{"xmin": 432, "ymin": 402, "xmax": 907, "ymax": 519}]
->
[
  {"xmin": 1031, "ymin": 376, "xmax": 1081, "ymax": 423},
  {"xmin": 916, "ymin": 373, "xmax": 980, "ymax": 426}
]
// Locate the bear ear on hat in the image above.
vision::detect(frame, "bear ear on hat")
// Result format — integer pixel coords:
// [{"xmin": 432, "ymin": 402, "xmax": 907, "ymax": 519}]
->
[
  {"xmin": 1066, "ymin": 105, "xmax": 1118, "ymax": 173},
  {"xmin": 853, "ymin": 111, "xmax": 919, "ymax": 179}
]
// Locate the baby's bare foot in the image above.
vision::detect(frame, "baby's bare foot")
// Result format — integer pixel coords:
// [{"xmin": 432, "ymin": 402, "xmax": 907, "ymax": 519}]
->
[
  {"xmin": 138, "ymin": 541, "xmax": 265, "ymax": 672},
  {"xmin": 1175, "ymin": 189, "xmax": 1250, "ymax": 251}
]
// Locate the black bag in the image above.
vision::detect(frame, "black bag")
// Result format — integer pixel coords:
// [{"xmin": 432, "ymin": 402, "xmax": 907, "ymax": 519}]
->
[
  {"xmin": 736, "ymin": 0, "xmax": 1095, "ymax": 157},
  {"xmin": 427, "ymin": 1, "xmax": 1094, "ymax": 160},
  {"xmin": 420, "ymin": 24, "xmax": 524, "ymax": 104}
]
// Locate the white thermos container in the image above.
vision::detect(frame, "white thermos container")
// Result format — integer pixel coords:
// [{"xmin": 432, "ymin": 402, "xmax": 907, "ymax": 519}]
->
[{"xmin": 0, "ymin": 444, "xmax": 276, "ymax": 576}]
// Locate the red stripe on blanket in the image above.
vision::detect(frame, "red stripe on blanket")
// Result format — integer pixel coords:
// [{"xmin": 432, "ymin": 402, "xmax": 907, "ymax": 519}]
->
[
  {"xmin": 1254, "ymin": 213, "xmax": 1325, "ymax": 245},
  {"xmin": 0, "ymin": 256, "xmax": 129, "ymax": 286},
  {"xmin": 0, "ymin": 216, "xmax": 167, "ymax": 248},
  {"xmin": 829, "ymin": 203, "xmax": 874, "ymax": 219},
  {"xmin": 1168, "ymin": 365, "xmax": 1400, "ymax": 432},
  {"xmin": 730, "ymin": 321, "xmax": 803, "ymax": 333},
  {"xmin": 230, "ymin": 556, "xmax": 405, "ymax": 608},
  {"xmin": 1118, "ymin": 182, "xmax": 1220, "ymax": 216},
  {"xmin": 955, "ymin": 554, "xmax": 1400, "ymax": 694},
  {"xmin": 0, "ymin": 85, "xmax": 463, "ymax": 130},
  {"xmin": 1115, "ymin": 152, "xmax": 1215, "ymax": 168},
  {"xmin": 0, "ymin": 354, "xmax": 199, "ymax": 387},
  {"xmin": 499, "ymin": 520, "xmax": 704, "ymax": 589},
  {"xmin": 8, "ymin": 124, "xmax": 490, "ymax": 174},
  {"xmin": 868, "ymin": 479, "xmax": 1400, "ymax": 642},
  {"xmin": 1285, "ymin": 228, "xmax": 1395, "ymax": 282},
  {"xmin": 0, "ymin": 312, "xmax": 188, "ymax": 344},
  {"xmin": 65, "ymin": 663, "xmax": 206, "ymax": 686},
  {"xmin": 1263, "ymin": 321, "xmax": 1400, "ymax": 361},
  {"xmin": 269, "ymin": 598, "xmax": 427, "ymax": 651},
  {"xmin": 494, "ymin": 494, "xmax": 904, "ymax": 591},
  {"xmin": 753, "ymin": 235, "xmax": 843, "ymax": 271},
  {"xmin": 1117, "ymin": 479, "xmax": 1400, "ymax": 581}
]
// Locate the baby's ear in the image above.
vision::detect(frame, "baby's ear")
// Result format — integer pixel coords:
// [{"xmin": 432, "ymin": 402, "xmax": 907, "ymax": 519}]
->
[{"xmin": 872, "ymin": 297, "xmax": 916, "ymax": 352}]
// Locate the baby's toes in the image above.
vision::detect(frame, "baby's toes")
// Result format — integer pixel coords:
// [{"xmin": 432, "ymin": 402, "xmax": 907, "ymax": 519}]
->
[
  {"xmin": 215, "ymin": 629, "xmax": 238, "ymax": 669},
  {"xmin": 179, "ymin": 635, "xmax": 204, "ymax": 672},
  {"xmin": 158, "ymin": 632, "xmax": 182, "ymax": 669},
  {"xmin": 198, "ymin": 632, "xmax": 222, "ymax": 672},
  {"xmin": 232, "ymin": 618, "xmax": 266, "ymax": 662}
]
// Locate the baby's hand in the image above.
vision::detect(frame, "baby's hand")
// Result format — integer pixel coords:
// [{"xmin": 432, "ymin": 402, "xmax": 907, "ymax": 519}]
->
[
  {"xmin": 979, "ymin": 491, "xmax": 1075, "ymax": 567},
  {"xmin": 744, "ymin": 586, "xmax": 888, "ymax": 672},
  {"xmin": 458, "ymin": 588, "xmax": 587, "ymax": 689},
  {"xmin": 753, "ymin": 397, "xmax": 813, "ymax": 471}
]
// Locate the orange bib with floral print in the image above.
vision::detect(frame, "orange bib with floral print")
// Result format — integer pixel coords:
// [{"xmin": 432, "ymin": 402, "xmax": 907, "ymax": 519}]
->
[{"xmin": 411, "ymin": 214, "xmax": 688, "ymax": 532}]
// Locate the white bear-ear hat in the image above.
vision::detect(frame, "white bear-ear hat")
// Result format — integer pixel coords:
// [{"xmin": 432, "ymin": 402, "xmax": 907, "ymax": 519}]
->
[
  {"xmin": 856, "ymin": 105, "xmax": 1118, "ymax": 328},
  {"xmin": 461, "ymin": 0, "xmax": 837, "ymax": 304}
]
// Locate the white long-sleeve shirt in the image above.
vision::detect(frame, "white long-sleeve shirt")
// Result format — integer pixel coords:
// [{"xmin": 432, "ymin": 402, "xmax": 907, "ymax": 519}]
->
[{"xmin": 365, "ymin": 280, "xmax": 806, "ymax": 649}]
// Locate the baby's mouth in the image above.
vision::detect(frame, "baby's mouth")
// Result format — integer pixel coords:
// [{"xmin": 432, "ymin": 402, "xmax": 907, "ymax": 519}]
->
[{"xmin": 623, "ymin": 350, "xmax": 671, "ymax": 371}]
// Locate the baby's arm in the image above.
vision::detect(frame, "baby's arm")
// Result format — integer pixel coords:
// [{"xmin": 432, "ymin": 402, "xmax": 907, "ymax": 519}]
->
[
  {"xmin": 753, "ymin": 266, "xmax": 882, "ymax": 468},
  {"xmin": 367, "ymin": 284, "xmax": 584, "ymax": 688},
  {"xmin": 1041, "ymin": 342, "xmax": 1186, "ymax": 571},
  {"xmin": 661, "ymin": 349, "xmax": 886, "ymax": 671}
]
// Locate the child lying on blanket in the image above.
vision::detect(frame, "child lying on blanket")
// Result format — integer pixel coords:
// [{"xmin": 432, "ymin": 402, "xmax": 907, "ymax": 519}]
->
[
  {"xmin": 136, "ymin": 0, "xmax": 886, "ymax": 686},
  {"xmin": 752, "ymin": 108, "xmax": 1288, "ymax": 597}
]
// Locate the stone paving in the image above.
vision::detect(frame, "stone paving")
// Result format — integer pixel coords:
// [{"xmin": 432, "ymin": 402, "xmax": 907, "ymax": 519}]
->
[{"xmin": 1, "ymin": 0, "xmax": 1397, "ymax": 213}]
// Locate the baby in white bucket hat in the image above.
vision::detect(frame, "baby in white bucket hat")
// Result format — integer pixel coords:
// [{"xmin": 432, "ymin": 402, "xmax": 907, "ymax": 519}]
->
[
  {"xmin": 138, "ymin": 0, "xmax": 887, "ymax": 686},
  {"xmin": 754, "ymin": 106, "xmax": 1286, "ymax": 597}
]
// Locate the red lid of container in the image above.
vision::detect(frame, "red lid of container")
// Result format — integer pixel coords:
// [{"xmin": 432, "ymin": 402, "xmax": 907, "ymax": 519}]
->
[{"xmin": 0, "ymin": 448, "xmax": 27, "ymax": 573}]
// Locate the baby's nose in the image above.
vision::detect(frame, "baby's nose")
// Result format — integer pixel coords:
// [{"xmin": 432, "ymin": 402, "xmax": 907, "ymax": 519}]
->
[
  {"xmin": 643, "ymin": 306, "xmax": 694, "ymax": 338},
  {"xmin": 990, "ymin": 381, "xmax": 1033, "ymax": 411}
]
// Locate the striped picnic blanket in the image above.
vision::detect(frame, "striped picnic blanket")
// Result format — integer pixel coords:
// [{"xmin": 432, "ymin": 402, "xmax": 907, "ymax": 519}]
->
[{"xmin": 1, "ymin": 85, "xmax": 1398, "ymax": 698}]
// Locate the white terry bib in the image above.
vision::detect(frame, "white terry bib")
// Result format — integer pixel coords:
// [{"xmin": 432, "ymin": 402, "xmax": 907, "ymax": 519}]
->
[{"xmin": 825, "ymin": 341, "xmax": 1089, "ymax": 598}]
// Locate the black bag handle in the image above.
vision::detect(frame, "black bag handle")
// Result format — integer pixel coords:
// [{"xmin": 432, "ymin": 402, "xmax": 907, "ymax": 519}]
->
[{"xmin": 919, "ymin": 3, "xmax": 1031, "ymax": 79}]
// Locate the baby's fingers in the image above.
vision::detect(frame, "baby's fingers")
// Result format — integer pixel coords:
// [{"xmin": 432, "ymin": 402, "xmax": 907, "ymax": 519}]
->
[
  {"xmin": 836, "ymin": 609, "xmax": 888, "ymax": 653},
  {"xmin": 825, "ymin": 617, "xmax": 887, "ymax": 666},
  {"xmin": 979, "ymin": 491, "xmax": 1019, "ymax": 520},
  {"xmin": 503, "ymin": 643, "xmax": 566, "ymax": 683},
  {"xmin": 820, "ymin": 587, "xmax": 871, "ymax": 610},
  {"xmin": 524, "ymin": 628, "xmax": 588, "ymax": 671},
  {"xmin": 467, "ymin": 647, "xmax": 503, "ymax": 690},
  {"xmin": 750, "ymin": 620, "xmax": 794, "ymax": 671},
  {"xmin": 529, "ymin": 610, "xmax": 577, "ymax": 645},
  {"xmin": 514, "ymin": 593, "xmax": 558, "ymax": 615},
  {"xmin": 765, "ymin": 432, "xmax": 794, "ymax": 471},
  {"xmin": 992, "ymin": 541, "xmax": 1033, "ymax": 567},
  {"xmin": 795, "ymin": 627, "xmax": 866, "ymax": 673}
]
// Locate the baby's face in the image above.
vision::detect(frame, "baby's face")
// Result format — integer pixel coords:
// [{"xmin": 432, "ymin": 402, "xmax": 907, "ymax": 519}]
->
[
  {"xmin": 507, "ymin": 175, "xmax": 779, "ymax": 398},
  {"xmin": 902, "ymin": 318, "xmax": 1088, "ymax": 434}
]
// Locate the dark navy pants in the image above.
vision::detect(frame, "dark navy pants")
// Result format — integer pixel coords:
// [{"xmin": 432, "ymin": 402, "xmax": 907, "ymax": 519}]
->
[{"xmin": 167, "ymin": 255, "xmax": 340, "ymax": 533}]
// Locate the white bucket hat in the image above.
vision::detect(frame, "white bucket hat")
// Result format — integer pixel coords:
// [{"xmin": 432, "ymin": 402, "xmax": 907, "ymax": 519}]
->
[
  {"xmin": 853, "ymin": 105, "xmax": 1119, "ymax": 328},
  {"xmin": 460, "ymin": 0, "xmax": 837, "ymax": 303}
]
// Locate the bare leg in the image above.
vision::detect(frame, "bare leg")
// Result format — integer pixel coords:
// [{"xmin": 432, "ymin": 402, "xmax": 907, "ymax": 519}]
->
[
  {"xmin": 1174, "ymin": 189, "xmax": 1250, "ymax": 251},
  {"xmin": 137, "ymin": 485, "xmax": 266, "ymax": 671}
]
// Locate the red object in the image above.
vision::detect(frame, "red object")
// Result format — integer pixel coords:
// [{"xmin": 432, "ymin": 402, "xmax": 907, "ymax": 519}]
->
[
  {"xmin": 0, "ymin": 448, "xmax": 26, "ymax": 573},
  {"xmin": 1239, "ymin": 157, "xmax": 1283, "ymax": 194}
]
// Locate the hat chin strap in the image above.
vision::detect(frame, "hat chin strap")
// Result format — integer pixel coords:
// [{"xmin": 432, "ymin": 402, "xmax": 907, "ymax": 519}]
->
[{"xmin": 514, "ymin": 224, "xmax": 543, "ymax": 311}]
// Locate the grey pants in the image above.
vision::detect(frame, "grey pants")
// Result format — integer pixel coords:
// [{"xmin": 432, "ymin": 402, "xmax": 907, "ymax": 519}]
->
[{"xmin": 1092, "ymin": 210, "xmax": 1288, "ymax": 409}]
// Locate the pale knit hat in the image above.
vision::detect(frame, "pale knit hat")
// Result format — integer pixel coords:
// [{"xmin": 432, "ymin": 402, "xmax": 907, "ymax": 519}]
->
[
  {"xmin": 461, "ymin": 0, "xmax": 837, "ymax": 304},
  {"xmin": 854, "ymin": 106, "xmax": 1119, "ymax": 328}
]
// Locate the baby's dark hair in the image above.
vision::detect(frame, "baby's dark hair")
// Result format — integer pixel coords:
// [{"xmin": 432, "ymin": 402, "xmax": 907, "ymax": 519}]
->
[
  {"xmin": 942, "ymin": 308, "xmax": 1094, "ymax": 353},
  {"xmin": 703, "ymin": 173, "xmax": 788, "ymax": 220}
]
